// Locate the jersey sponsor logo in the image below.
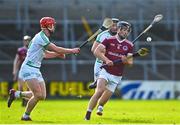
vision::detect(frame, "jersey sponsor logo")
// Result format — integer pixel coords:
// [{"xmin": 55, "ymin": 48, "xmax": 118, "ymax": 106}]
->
[{"xmin": 108, "ymin": 51, "xmax": 123, "ymax": 57}]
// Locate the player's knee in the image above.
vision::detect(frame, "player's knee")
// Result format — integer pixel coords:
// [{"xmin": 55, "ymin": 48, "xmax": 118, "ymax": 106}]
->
[
  {"xmin": 41, "ymin": 93, "xmax": 46, "ymax": 100},
  {"xmin": 95, "ymin": 89, "xmax": 104, "ymax": 97},
  {"xmin": 34, "ymin": 93, "xmax": 45, "ymax": 100},
  {"xmin": 96, "ymin": 87, "xmax": 105, "ymax": 93}
]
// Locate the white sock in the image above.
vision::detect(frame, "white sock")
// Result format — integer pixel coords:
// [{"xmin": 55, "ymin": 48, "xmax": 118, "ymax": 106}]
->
[
  {"xmin": 87, "ymin": 109, "xmax": 92, "ymax": 112},
  {"xmin": 23, "ymin": 113, "xmax": 30, "ymax": 118},
  {"xmin": 98, "ymin": 105, "xmax": 103, "ymax": 110},
  {"xmin": 15, "ymin": 91, "xmax": 21, "ymax": 98}
]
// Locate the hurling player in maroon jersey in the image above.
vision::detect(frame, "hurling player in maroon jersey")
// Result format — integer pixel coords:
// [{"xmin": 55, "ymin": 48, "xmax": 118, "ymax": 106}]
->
[
  {"xmin": 12, "ymin": 35, "xmax": 31, "ymax": 106},
  {"xmin": 85, "ymin": 21, "xmax": 133, "ymax": 120}
]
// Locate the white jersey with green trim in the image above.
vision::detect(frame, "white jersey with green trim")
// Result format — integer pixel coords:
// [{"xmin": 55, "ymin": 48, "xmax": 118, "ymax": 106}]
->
[
  {"xmin": 95, "ymin": 30, "xmax": 113, "ymax": 63},
  {"xmin": 93, "ymin": 30, "xmax": 114, "ymax": 80},
  {"xmin": 23, "ymin": 31, "xmax": 50, "ymax": 68}
]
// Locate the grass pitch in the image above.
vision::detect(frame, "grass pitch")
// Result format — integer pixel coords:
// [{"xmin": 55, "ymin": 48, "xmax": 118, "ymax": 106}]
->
[{"xmin": 0, "ymin": 99, "xmax": 180, "ymax": 124}]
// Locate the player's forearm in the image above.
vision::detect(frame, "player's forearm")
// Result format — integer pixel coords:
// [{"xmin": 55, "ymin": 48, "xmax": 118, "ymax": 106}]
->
[
  {"xmin": 48, "ymin": 43, "xmax": 76, "ymax": 54},
  {"xmin": 13, "ymin": 56, "xmax": 19, "ymax": 74},
  {"xmin": 44, "ymin": 51, "xmax": 66, "ymax": 59},
  {"xmin": 94, "ymin": 51, "xmax": 109, "ymax": 63},
  {"xmin": 44, "ymin": 51, "xmax": 57, "ymax": 58},
  {"xmin": 54, "ymin": 47, "xmax": 74, "ymax": 54}
]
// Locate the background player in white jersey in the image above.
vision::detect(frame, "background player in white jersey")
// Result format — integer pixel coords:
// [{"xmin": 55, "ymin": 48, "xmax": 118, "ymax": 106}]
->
[
  {"xmin": 7, "ymin": 17, "xmax": 80, "ymax": 121},
  {"xmin": 13, "ymin": 35, "xmax": 31, "ymax": 106},
  {"xmin": 85, "ymin": 21, "xmax": 133, "ymax": 120},
  {"xmin": 88, "ymin": 18, "xmax": 119, "ymax": 89}
]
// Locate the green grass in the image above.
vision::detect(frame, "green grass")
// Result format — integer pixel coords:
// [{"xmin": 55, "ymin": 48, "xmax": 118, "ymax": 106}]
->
[{"xmin": 0, "ymin": 99, "xmax": 180, "ymax": 124}]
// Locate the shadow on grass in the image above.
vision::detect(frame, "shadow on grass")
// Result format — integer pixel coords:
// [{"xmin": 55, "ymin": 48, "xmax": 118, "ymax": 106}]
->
[
  {"xmin": 102, "ymin": 117, "xmax": 153, "ymax": 123},
  {"xmin": 30, "ymin": 120, "xmax": 56, "ymax": 124}
]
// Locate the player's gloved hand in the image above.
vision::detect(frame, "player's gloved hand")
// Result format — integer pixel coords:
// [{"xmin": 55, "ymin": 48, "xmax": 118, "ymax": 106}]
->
[
  {"xmin": 121, "ymin": 53, "xmax": 133, "ymax": 65},
  {"xmin": 121, "ymin": 55, "xmax": 128, "ymax": 64},
  {"xmin": 71, "ymin": 48, "xmax": 80, "ymax": 54},
  {"xmin": 105, "ymin": 59, "xmax": 113, "ymax": 66}
]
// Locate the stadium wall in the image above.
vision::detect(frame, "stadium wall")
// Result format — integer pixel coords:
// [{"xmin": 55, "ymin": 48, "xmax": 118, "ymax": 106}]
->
[{"xmin": 0, "ymin": 81, "xmax": 180, "ymax": 99}]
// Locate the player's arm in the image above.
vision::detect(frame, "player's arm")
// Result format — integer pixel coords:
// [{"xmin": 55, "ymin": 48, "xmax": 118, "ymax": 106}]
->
[
  {"xmin": 47, "ymin": 43, "xmax": 80, "ymax": 54},
  {"xmin": 94, "ymin": 44, "xmax": 113, "ymax": 66},
  {"xmin": 91, "ymin": 41, "xmax": 100, "ymax": 53},
  {"xmin": 92, "ymin": 32, "xmax": 104, "ymax": 54},
  {"xmin": 121, "ymin": 53, "xmax": 134, "ymax": 66},
  {"xmin": 44, "ymin": 50, "xmax": 66, "ymax": 59},
  {"xmin": 12, "ymin": 54, "xmax": 21, "ymax": 81}
]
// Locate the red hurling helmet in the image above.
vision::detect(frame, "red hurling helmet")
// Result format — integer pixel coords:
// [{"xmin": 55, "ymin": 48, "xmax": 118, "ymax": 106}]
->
[{"xmin": 40, "ymin": 17, "xmax": 56, "ymax": 30}]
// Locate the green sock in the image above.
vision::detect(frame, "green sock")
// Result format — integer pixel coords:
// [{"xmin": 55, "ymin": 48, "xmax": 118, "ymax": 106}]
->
[
  {"xmin": 20, "ymin": 92, "xmax": 22, "ymax": 98},
  {"xmin": 25, "ymin": 112, "xmax": 30, "ymax": 115}
]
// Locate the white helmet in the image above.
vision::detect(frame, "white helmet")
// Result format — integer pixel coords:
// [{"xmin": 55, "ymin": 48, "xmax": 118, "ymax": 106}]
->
[{"xmin": 23, "ymin": 35, "xmax": 31, "ymax": 41}]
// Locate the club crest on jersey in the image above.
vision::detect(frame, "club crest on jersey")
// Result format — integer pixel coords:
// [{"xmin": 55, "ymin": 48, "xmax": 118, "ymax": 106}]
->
[{"xmin": 122, "ymin": 46, "xmax": 128, "ymax": 51}]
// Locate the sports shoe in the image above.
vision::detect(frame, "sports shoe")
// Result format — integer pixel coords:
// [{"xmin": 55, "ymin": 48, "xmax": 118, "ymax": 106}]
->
[
  {"xmin": 21, "ymin": 116, "xmax": 32, "ymax": 121},
  {"xmin": 96, "ymin": 106, "xmax": 103, "ymax": 116},
  {"xmin": 7, "ymin": 89, "xmax": 16, "ymax": 108},
  {"xmin": 88, "ymin": 80, "xmax": 97, "ymax": 89},
  {"xmin": 84, "ymin": 111, "xmax": 91, "ymax": 120}
]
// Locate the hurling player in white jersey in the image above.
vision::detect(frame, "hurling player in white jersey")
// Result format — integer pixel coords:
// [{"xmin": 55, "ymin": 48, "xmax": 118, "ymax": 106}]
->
[
  {"xmin": 7, "ymin": 17, "xmax": 80, "ymax": 121},
  {"xmin": 85, "ymin": 21, "xmax": 133, "ymax": 120},
  {"xmin": 88, "ymin": 18, "xmax": 119, "ymax": 89}
]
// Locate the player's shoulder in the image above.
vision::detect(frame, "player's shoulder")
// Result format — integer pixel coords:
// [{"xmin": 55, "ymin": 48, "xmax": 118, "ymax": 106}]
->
[
  {"xmin": 30, "ymin": 31, "xmax": 40, "ymax": 41},
  {"xmin": 18, "ymin": 46, "xmax": 26, "ymax": 51},
  {"xmin": 33, "ymin": 31, "xmax": 50, "ymax": 43},
  {"xmin": 106, "ymin": 36, "xmax": 117, "ymax": 41},
  {"xmin": 39, "ymin": 31, "xmax": 50, "ymax": 42},
  {"xmin": 97, "ymin": 30, "xmax": 109, "ymax": 37},
  {"xmin": 17, "ymin": 46, "xmax": 27, "ymax": 54},
  {"xmin": 36, "ymin": 31, "xmax": 44, "ymax": 39},
  {"xmin": 124, "ymin": 39, "xmax": 134, "ymax": 47}
]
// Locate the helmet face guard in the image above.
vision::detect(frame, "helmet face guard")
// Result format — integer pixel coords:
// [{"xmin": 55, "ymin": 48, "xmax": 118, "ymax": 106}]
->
[
  {"xmin": 40, "ymin": 17, "xmax": 56, "ymax": 32},
  {"xmin": 117, "ymin": 21, "xmax": 131, "ymax": 32},
  {"xmin": 117, "ymin": 21, "xmax": 132, "ymax": 38},
  {"xmin": 111, "ymin": 18, "xmax": 119, "ymax": 23}
]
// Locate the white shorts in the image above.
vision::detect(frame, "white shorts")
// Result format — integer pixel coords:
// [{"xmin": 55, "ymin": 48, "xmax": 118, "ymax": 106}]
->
[
  {"xmin": 19, "ymin": 64, "xmax": 44, "ymax": 82},
  {"xmin": 98, "ymin": 68, "xmax": 122, "ymax": 93},
  {"xmin": 94, "ymin": 61, "xmax": 103, "ymax": 80}
]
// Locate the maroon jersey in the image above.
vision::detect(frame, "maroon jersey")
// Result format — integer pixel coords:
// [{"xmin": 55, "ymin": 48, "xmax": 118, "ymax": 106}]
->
[
  {"xmin": 17, "ymin": 46, "xmax": 27, "ymax": 63},
  {"xmin": 102, "ymin": 36, "xmax": 133, "ymax": 76}
]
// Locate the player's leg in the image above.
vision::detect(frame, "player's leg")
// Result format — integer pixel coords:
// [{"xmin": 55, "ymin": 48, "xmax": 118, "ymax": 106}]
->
[
  {"xmin": 18, "ymin": 78, "xmax": 29, "ymax": 106},
  {"xmin": 21, "ymin": 91, "xmax": 33, "ymax": 100},
  {"xmin": 88, "ymin": 80, "xmax": 97, "ymax": 89},
  {"xmin": 96, "ymin": 74, "xmax": 122, "ymax": 116},
  {"xmin": 85, "ymin": 78, "xmax": 107, "ymax": 120},
  {"xmin": 88, "ymin": 61, "xmax": 102, "ymax": 89},
  {"xmin": 18, "ymin": 78, "xmax": 24, "ymax": 91},
  {"xmin": 21, "ymin": 79, "xmax": 46, "ymax": 120},
  {"xmin": 18, "ymin": 69, "xmax": 32, "ymax": 103},
  {"xmin": 7, "ymin": 82, "xmax": 33, "ymax": 108},
  {"xmin": 96, "ymin": 89, "xmax": 113, "ymax": 116}
]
